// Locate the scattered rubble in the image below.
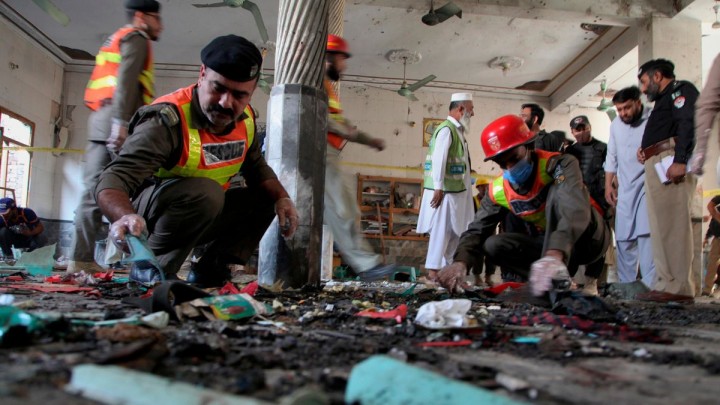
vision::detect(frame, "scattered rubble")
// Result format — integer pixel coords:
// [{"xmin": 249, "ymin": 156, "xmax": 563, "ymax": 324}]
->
[{"xmin": 2, "ymin": 272, "xmax": 720, "ymax": 404}]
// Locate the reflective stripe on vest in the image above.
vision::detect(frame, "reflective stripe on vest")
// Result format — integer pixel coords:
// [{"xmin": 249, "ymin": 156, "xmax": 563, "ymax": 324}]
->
[
  {"xmin": 84, "ymin": 26, "xmax": 155, "ymax": 111},
  {"xmin": 153, "ymin": 86, "xmax": 255, "ymax": 189},
  {"xmin": 489, "ymin": 150, "xmax": 557, "ymax": 230},
  {"xmin": 422, "ymin": 120, "xmax": 467, "ymax": 192},
  {"xmin": 324, "ymin": 79, "xmax": 348, "ymax": 150}
]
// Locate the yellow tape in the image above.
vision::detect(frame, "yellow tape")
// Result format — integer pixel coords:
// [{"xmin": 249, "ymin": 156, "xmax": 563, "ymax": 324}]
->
[
  {"xmin": 705, "ymin": 189, "xmax": 720, "ymax": 198},
  {"xmin": 340, "ymin": 161, "xmax": 495, "ymax": 184},
  {"xmin": 1, "ymin": 146, "xmax": 84, "ymax": 153}
]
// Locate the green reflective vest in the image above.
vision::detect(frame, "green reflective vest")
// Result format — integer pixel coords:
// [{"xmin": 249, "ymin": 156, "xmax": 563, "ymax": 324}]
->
[{"xmin": 423, "ymin": 120, "xmax": 467, "ymax": 192}]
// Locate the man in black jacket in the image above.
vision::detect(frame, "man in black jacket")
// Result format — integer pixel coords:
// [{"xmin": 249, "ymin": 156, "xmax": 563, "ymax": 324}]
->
[{"xmin": 565, "ymin": 115, "xmax": 609, "ymax": 295}]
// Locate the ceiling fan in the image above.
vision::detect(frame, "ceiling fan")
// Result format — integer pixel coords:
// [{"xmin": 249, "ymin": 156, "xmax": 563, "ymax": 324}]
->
[
  {"xmin": 596, "ymin": 79, "xmax": 617, "ymax": 121},
  {"xmin": 394, "ymin": 57, "xmax": 436, "ymax": 102},
  {"xmin": 421, "ymin": 1, "xmax": 462, "ymax": 26},
  {"xmin": 192, "ymin": 0, "xmax": 269, "ymax": 44},
  {"xmin": 32, "ymin": 0, "xmax": 70, "ymax": 26}
]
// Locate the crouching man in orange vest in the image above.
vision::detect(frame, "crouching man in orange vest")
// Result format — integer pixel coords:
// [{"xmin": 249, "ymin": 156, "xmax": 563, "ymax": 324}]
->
[
  {"xmin": 437, "ymin": 115, "xmax": 610, "ymax": 296},
  {"xmin": 95, "ymin": 35, "xmax": 298, "ymax": 287}
]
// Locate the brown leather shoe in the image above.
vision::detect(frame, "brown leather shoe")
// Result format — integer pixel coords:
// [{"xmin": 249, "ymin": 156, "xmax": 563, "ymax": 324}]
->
[{"xmin": 636, "ymin": 290, "xmax": 694, "ymax": 304}]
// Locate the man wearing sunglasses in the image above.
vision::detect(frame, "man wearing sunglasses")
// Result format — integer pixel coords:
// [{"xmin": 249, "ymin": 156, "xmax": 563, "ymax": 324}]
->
[
  {"xmin": 437, "ymin": 115, "xmax": 610, "ymax": 297},
  {"xmin": 69, "ymin": 0, "xmax": 163, "ymax": 274}
]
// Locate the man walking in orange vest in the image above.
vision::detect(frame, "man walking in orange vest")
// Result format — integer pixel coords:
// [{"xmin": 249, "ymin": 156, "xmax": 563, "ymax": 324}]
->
[
  {"xmin": 323, "ymin": 35, "xmax": 397, "ymax": 281},
  {"xmin": 68, "ymin": 0, "xmax": 163, "ymax": 274}
]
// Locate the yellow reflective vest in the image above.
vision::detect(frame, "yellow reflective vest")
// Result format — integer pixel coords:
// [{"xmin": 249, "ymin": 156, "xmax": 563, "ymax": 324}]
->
[{"xmin": 152, "ymin": 85, "xmax": 255, "ymax": 190}]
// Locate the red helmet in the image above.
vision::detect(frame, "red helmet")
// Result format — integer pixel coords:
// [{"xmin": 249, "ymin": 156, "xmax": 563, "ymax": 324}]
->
[
  {"xmin": 481, "ymin": 114, "xmax": 535, "ymax": 161},
  {"xmin": 327, "ymin": 34, "xmax": 351, "ymax": 57}
]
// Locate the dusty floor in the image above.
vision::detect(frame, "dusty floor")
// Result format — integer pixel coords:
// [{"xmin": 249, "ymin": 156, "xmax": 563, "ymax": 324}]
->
[{"xmin": 2, "ymin": 271, "xmax": 720, "ymax": 404}]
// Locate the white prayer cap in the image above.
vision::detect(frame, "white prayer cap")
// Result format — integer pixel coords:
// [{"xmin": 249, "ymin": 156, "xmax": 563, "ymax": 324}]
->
[{"xmin": 451, "ymin": 92, "xmax": 473, "ymax": 102}]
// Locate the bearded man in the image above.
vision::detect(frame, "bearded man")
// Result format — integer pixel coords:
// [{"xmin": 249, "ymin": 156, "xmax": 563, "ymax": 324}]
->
[
  {"xmin": 633, "ymin": 59, "xmax": 698, "ymax": 303},
  {"xmin": 417, "ymin": 93, "xmax": 475, "ymax": 281}
]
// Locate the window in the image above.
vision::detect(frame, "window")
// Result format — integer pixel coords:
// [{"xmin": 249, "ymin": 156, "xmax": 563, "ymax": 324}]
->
[{"xmin": 0, "ymin": 108, "xmax": 33, "ymax": 207}]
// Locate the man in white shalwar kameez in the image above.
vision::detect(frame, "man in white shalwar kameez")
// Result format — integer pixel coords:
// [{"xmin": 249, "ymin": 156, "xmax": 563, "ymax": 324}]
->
[
  {"xmin": 604, "ymin": 86, "xmax": 655, "ymax": 287},
  {"xmin": 417, "ymin": 93, "xmax": 476, "ymax": 280}
]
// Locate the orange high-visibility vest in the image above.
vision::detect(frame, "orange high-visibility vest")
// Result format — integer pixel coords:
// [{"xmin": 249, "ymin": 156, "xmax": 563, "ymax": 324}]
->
[
  {"xmin": 489, "ymin": 150, "xmax": 558, "ymax": 230},
  {"xmin": 324, "ymin": 78, "xmax": 348, "ymax": 150},
  {"xmin": 152, "ymin": 85, "xmax": 255, "ymax": 190},
  {"xmin": 84, "ymin": 26, "xmax": 154, "ymax": 111}
]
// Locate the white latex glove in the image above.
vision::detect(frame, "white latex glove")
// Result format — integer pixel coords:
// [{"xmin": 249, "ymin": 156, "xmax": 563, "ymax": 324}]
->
[
  {"xmin": 109, "ymin": 213, "xmax": 146, "ymax": 252},
  {"xmin": 529, "ymin": 256, "xmax": 570, "ymax": 296},
  {"xmin": 107, "ymin": 118, "xmax": 129, "ymax": 153},
  {"xmin": 275, "ymin": 197, "xmax": 299, "ymax": 237}
]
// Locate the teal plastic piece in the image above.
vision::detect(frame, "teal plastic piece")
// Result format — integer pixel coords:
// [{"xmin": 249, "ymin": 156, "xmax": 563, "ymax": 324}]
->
[
  {"xmin": 15, "ymin": 243, "xmax": 56, "ymax": 275},
  {"xmin": 512, "ymin": 336, "xmax": 542, "ymax": 344},
  {"xmin": 392, "ymin": 266, "xmax": 417, "ymax": 282},
  {"xmin": 122, "ymin": 235, "xmax": 161, "ymax": 270},
  {"xmin": 0, "ymin": 306, "xmax": 41, "ymax": 343},
  {"xmin": 346, "ymin": 355, "xmax": 526, "ymax": 405}
]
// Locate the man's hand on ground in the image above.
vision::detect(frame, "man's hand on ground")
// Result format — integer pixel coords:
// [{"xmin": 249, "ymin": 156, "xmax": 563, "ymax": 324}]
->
[
  {"xmin": 437, "ymin": 261, "xmax": 468, "ymax": 293},
  {"xmin": 529, "ymin": 254, "xmax": 568, "ymax": 296}
]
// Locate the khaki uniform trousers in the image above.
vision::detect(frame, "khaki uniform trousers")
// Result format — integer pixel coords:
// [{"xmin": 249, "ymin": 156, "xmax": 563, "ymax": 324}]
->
[{"xmin": 643, "ymin": 150, "xmax": 696, "ymax": 296}]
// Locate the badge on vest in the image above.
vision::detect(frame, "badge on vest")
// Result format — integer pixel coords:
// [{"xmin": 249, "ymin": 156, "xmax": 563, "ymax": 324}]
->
[
  {"xmin": 204, "ymin": 140, "xmax": 246, "ymax": 164},
  {"xmin": 449, "ymin": 164, "xmax": 465, "ymax": 174}
]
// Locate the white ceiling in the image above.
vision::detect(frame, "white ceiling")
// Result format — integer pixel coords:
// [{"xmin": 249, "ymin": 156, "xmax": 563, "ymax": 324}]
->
[{"xmin": 2, "ymin": 0, "xmax": 719, "ymax": 110}]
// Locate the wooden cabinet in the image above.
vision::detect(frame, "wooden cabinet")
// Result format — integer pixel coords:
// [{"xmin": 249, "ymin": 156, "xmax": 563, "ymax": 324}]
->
[{"xmin": 356, "ymin": 174, "xmax": 428, "ymax": 241}]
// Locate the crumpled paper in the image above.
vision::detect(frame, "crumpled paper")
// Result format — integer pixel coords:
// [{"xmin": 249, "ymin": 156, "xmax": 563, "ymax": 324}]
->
[{"xmin": 414, "ymin": 299, "xmax": 472, "ymax": 329}]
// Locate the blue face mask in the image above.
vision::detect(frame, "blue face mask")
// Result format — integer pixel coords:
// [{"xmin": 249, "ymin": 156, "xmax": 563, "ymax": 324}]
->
[{"xmin": 503, "ymin": 156, "xmax": 534, "ymax": 186}]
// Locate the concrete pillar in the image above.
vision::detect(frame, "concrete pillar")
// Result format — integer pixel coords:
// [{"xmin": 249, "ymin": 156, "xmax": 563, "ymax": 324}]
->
[
  {"xmin": 258, "ymin": 0, "xmax": 329, "ymax": 288},
  {"xmin": 638, "ymin": 16, "xmax": 702, "ymax": 87}
]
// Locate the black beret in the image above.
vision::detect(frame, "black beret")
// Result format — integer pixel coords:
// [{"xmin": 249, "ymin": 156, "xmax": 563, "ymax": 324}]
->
[
  {"xmin": 125, "ymin": 0, "xmax": 160, "ymax": 12},
  {"xmin": 638, "ymin": 59, "xmax": 675, "ymax": 79},
  {"xmin": 201, "ymin": 35, "xmax": 262, "ymax": 82}
]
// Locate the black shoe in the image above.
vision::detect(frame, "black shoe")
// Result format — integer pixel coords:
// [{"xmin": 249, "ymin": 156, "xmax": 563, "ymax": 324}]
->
[
  {"xmin": 358, "ymin": 263, "xmax": 397, "ymax": 282},
  {"xmin": 186, "ymin": 265, "xmax": 231, "ymax": 288},
  {"xmin": 129, "ymin": 260, "xmax": 165, "ymax": 286}
]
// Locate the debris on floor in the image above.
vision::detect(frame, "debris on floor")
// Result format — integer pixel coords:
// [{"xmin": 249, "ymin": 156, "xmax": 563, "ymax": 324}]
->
[{"xmin": 2, "ymin": 268, "xmax": 720, "ymax": 404}]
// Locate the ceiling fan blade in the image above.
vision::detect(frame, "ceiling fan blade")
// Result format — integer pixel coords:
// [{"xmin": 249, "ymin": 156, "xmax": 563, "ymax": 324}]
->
[
  {"xmin": 241, "ymin": 1, "xmax": 270, "ymax": 43},
  {"xmin": 597, "ymin": 98, "xmax": 614, "ymax": 111},
  {"xmin": 605, "ymin": 109, "xmax": 617, "ymax": 121},
  {"xmin": 407, "ymin": 74, "xmax": 436, "ymax": 92},
  {"xmin": 435, "ymin": 2, "xmax": 462, "ymax": 23},
  {"xmin": 405, "ymin": 93, "xmax": 419, "ymax": 102},
  {"xmin": 258, "ymin": 80, "xmax": 272, "ymax": 94},
  {"xmin": 192, "ymin": 2, "xmax": 229, "ymax": 8},
  {"xmin": 32, "ymin": 0, "xmax": 70, "ymax": 26}
]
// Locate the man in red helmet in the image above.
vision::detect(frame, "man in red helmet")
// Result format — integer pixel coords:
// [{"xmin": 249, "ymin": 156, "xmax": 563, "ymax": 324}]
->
[
  {"xmin": 323, "ymin": 34, "xmax": 397, "ymax": 281},
  {"xmin": 437, "ymin": 115, "xmax": 610, "ymax": 296}
]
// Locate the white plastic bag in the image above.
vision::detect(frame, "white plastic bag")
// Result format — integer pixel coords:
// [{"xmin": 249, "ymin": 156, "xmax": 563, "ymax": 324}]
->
[{"xmin": 414, "ymin": 299, "xmax": 472, "ymax": 329}]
